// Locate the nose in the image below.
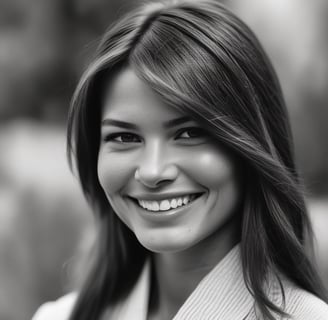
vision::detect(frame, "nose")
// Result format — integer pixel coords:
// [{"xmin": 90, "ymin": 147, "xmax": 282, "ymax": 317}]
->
[{"xmin": 134, "ymin": 140, "xmax": 178, "ymax": 188}]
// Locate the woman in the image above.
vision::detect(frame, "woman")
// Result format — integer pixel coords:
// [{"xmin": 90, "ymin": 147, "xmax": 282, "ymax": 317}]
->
[{"xmin": 33, "ymin": 0, "xmax": 328, "ymax": 319}]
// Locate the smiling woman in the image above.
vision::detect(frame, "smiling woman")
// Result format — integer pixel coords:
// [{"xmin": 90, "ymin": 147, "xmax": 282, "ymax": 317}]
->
[
  {"xmin": 32, "ymin": 0, "xmax": 328, "ymax": 320},
  {"xmin": 97, "ymin": 67, "xmax": 242, "ymax": 254}
]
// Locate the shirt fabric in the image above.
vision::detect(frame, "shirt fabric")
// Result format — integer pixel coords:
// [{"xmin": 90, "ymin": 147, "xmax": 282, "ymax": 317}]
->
[{"xmin": 32, "ymin": 244, "xmax": 328, "ymax": 320}]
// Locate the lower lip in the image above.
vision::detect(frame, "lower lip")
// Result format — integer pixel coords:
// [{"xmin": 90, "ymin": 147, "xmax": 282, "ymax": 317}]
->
[{"xmin": 129, "ymin": 194, "xmax": 205, "ymax": 222}]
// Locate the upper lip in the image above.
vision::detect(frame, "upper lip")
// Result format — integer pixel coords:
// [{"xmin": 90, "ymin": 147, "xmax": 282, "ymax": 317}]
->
[{"xmin": 128, "ymin": 192, "xmax": 204, "ymax": 201}]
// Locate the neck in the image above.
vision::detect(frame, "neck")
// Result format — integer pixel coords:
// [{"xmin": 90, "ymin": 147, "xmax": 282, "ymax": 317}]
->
[{"xmin": 150, "ymin": 216, "xmax": 240, "ymax": 320}]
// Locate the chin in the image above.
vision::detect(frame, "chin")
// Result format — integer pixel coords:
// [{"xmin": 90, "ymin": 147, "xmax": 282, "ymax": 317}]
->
[{"xmin": 135, "ymin": 232, "xmax": 198, "ymax": 254}]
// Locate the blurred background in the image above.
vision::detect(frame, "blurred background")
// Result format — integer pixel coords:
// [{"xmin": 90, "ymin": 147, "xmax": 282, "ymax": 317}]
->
[{"xmin": 0, "ymin": 0, "xmax": 327, "ymax": 319}]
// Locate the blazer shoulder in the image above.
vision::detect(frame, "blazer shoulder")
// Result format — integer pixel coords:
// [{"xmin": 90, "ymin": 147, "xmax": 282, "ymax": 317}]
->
[
  {"xmin": 32, "ymin": 292, "xmax": 78, "ymax": 320},
  {"xmin": 283, "ymin": 280, "xmax": 328, "ymax": 320}
]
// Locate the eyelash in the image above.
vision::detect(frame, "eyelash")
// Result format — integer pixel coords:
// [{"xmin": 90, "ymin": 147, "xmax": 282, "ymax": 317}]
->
[
  {"xmin": 103, "ymin": 127, "xmax": 206, "ymax": 143},
  {"xmin": 174, "ymin": 127, "xmax": 206, "ymax": 140},
  {"xmin": 103, "ymin": 132, "xmax": 141, "ymax": 143}
]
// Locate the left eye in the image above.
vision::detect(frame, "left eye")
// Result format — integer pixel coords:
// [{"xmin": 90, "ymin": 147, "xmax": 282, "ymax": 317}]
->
[
  {"xmin": 176, "ymin": 127, "xmax": 206, "ymax": 139},
  {"xmin": 104, "ymin": 133, "xmax": 141, "ymax": 143}
]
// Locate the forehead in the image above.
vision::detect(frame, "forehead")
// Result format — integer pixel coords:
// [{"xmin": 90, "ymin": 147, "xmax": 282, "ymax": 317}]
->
[{"xmin": 101, "ymin": 67, "xmax": 184, "ymax": 122}]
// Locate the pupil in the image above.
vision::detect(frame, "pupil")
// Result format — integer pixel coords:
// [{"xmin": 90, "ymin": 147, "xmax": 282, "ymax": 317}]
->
[
  {"xmin": 188, "ymin": 128, "xmax": 201, "ymax": 137},
  {"xmin": 122, "ymin": 134, "xmax": 135, "ymax": 142}
]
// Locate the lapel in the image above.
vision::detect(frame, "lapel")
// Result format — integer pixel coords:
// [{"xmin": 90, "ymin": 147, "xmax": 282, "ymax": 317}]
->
[
  {"xmin": 107, "ymin": 244, "xmax": 254, "ymax": 320},
  {"xmin": 173, "ymin": 245, "xmax": 254, "ymax": 320}
]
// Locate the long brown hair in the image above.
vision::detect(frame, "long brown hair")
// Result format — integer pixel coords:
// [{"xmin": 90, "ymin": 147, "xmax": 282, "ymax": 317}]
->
[{"xmin": 67, "ymin": 1, "xmax": 327, "ymax": 319}]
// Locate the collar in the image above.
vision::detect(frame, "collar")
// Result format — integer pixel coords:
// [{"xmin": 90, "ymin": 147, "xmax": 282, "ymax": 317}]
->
[{"xmin": 105, "ymin": 244, "xmax": 255, "ymax": 320}]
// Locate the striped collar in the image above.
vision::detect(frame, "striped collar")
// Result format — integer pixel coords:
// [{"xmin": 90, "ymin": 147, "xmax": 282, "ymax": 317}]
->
[{"xmin": 104, "ymin": 244, "xmax": 255, "ymax": 320}]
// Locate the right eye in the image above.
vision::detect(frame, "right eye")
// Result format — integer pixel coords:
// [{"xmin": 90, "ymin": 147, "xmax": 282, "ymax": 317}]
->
[{"xmin": 104, "ymin": 132, "xmax": 141, "ymax": 143}]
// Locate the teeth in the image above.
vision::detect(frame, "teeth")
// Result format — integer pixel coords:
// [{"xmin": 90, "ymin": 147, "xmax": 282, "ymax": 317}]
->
[
  {"xmin": 160, "ymin": 200, "xmax": 170, "ymax": 211},
  {"xmin": 137, "ymin": 194, "xmax": 198, "ymax": 212},
  {"xmin": 152, "ymin": 201, "xmax": 159, "ymax": 211},
  {"xmin": 170, "ymin": 199, "xmax": 177, "ymax": 208}
]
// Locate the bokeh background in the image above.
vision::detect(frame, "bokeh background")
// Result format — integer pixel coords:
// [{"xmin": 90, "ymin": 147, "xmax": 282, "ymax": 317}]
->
[{"xmin": 0, "ymin": 0, "xmax": 327, "ymax": 319}]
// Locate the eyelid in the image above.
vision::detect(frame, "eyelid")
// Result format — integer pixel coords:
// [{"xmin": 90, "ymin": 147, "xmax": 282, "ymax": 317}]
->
[
  {"xmin": 101, "ymin": 127, "xmax": 207, "ymax": 143},
  {"xmin": 103, "ymin": 132, "xmax": 141, "ymax": 143},
  {"xmin": 174, "ymin": 126, "xmax": 207, "ymax": 139}
]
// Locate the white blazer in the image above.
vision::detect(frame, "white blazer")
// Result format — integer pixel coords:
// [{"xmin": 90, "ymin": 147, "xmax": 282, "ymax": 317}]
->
[{"xmin": 32, "ymin": 245, "xmax": 328, "ymax": 320}]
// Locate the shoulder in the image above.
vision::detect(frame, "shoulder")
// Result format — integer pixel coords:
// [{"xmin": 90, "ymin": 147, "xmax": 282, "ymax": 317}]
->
[
  {"xmin": 32, "ymin": 292, "xmax": 78, "ymax": 320},
  {"xmin": 282, "ymin": 278, "xmax": 328, "ymax": 320}
]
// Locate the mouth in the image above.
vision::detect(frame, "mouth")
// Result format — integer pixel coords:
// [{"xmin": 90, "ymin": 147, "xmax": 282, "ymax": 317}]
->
[{"xmin": 128, "ymin": 193, "xmax": 204, "ymax": 213}]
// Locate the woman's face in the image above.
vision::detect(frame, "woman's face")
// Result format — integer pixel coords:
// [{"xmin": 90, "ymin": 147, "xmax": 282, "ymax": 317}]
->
[{"xmin": 97, "ymin": 67, "xmax": 242, "ymax": 253}]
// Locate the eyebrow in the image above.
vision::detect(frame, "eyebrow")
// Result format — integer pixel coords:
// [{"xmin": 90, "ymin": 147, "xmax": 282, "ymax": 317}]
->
[
  {"xmin": 101, "ymin": 119, "xmax": 138, "ymax": 130},
  {"xmin": 101, "ymin": 116, "xmax": 192, "ymax": 129}
]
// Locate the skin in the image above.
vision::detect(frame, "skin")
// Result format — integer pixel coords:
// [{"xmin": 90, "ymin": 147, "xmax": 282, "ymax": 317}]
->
[{"xmin": 97, "ymin": 67, "xmax": 243, "ymax": 320}]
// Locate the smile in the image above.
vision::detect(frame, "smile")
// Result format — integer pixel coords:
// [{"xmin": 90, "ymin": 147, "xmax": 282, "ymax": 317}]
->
[{"xmin": 132, "ymin": 193, "xmax": 203, "ymax": 212}]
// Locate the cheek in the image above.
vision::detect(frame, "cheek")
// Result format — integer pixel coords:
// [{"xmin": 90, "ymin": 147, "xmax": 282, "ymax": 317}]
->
[
  {"xmin": 181, "ymin": 146, "xmax": 238, "ymax": 189},
  {"xmin": 97, "ymin": 151, "xmax": 135, "ymax": 194}
]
